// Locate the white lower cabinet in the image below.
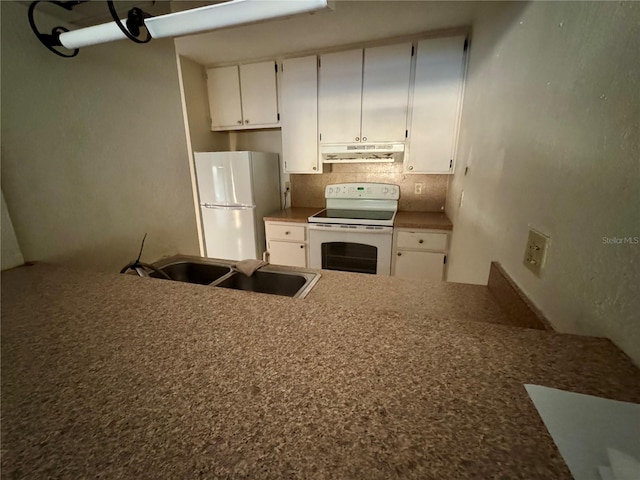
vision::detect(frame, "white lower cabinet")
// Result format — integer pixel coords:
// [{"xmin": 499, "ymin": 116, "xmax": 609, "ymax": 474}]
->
[
  {"xmin": 392, "ymin": 229, "xmax": 449, "ymax": 281},
  {"xmin": 264, "ymin": 221, "xmax": 307, "ymax": 268}
]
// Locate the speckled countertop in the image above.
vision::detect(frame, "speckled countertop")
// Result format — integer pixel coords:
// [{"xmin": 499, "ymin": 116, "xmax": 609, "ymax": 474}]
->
[
  {"xmin": 264, "ymin": 208, "xmax": 452, "ymax": 230},
  {"xmin": 393, "ymin": 211, "xmax": 453, "ymax": 230},
  {"xmin": 263, "ymin": 207, "xmax": 322, "ymax": 223},
  {"xmin": 2, "ymin": 263, "xmax": 639, "ymax": 479}
]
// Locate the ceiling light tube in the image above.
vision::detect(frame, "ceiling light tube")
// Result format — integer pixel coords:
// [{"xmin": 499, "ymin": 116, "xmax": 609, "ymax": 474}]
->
[
  {"xmin": 54, "ymin": 0, "xmax": 329, "ymax": 52},
  {"xmin": 59, "ymin": 18, "xmax": 128, "ymax": 49},
  {"xmin": 144, "ymin": 0, "xmax": 329, "ymax": 39}
]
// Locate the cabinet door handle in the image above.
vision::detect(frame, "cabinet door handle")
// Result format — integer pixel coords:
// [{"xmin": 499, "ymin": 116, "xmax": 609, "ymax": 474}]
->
[
  {"xmin": 418, "ymin": 239, "xmax": 424, "ymax": 244},
  {"xmin": 355, "ymin": 137, "xmax": 360, "ymax": 141},
  {"xmin": 397, "ymin": 252, "xmax": 402, "ymax": 256},
  {"xmin": 300, "ymin": 245, "xmax": 304, "ymax": 249},
  {"xmin": 245, "ymin": 119, "xmax": 250, "ymax": 124},
  {"xmin": 285, "ymin": 231, "xmax": 290, "ymax": 235},
  {"xmin": 408, "ymin": 165, "xmax": 414, "ymax": 171},
  {"xmin": 237, "ymin": 120, "xmax": 242, "ymax": 124},
  {"xmin": 312, "ymin": 166, "xmax": 317, "ymax": 171},
  {"xmin": 362, "ymin": 137, "xmax": 367, "ymax": 142}
]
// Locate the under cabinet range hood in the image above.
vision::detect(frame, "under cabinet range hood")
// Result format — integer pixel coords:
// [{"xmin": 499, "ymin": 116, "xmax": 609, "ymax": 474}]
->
[{"xmin": 321, "ymin": 143, "xmax": 405, "ymax": 163}]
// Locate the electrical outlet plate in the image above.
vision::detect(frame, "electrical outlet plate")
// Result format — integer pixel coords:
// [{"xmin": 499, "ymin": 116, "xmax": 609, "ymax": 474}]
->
[
  {"xmin": 523, "ymin": 228, "xmax": 550, "ymax": 277},
  {"xmin": 414, "ymin": 183, "xmax": 423, "ymax": 195}
]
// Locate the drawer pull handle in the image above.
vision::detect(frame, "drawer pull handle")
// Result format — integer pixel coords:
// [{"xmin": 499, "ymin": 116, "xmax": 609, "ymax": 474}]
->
[
  {"xmin": 418, "ymin": 239, "xmax": 424, "ymax": 244},
  {"xmin": 397, "ymin": 252, "xmax": 402, "ymax": 256},
  {"xmin": 285, "ymin": 231, "xmax": 290, "ymax": 235}
]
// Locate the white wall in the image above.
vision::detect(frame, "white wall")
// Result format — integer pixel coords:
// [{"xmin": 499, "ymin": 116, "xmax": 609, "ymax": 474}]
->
[
  {"xmin": 1, "ymin": 2, "xmax": 200, "ymax": 272},
  {"xmin": 232, "ymin": 130, "xmax": 288, "ymax": 208},
  {"xmin": 176, "ymin": 55, "xmax": 230, "ymax": 254},
  {"xmin": 447, "ymin": 2, "xmax": 640, "ymax": 364},
  {"xmin": 1, "ymin": 190, "xmax": 25, "ymax": 271}
]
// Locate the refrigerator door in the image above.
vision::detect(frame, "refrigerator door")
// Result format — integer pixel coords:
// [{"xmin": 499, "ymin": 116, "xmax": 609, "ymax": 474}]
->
[
  {"xmin": 194, "ymin": 152, "xmax": 254, "ymax": 206},
  {"xmin": 201, "ymin": 206, "xmax": 258, "ymax": 260}
]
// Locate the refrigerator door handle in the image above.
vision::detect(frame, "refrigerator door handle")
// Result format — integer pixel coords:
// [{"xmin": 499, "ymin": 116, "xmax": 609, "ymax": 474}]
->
[{"xmin": 201, "ymin": 203, "xmax": 256, "ymax": 210}]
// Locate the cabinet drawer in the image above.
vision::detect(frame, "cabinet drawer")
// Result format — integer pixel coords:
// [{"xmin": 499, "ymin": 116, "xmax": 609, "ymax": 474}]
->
[
  {"xmin": 396, "ymin": 231, "xmax": 447, "ymax": 251},
  {"xmin": 265, "ymin": 223, "xmax": 306, "ymax": 242}
]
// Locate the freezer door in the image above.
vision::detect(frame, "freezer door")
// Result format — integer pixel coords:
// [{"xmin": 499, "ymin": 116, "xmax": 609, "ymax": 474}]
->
[
  {"xmin": 201, "ymin": 206, "xmax": 258, "ymax": 261},
  {"xmin": 194, "ymin": 152, "xmax": 254, "ymax": 206}
]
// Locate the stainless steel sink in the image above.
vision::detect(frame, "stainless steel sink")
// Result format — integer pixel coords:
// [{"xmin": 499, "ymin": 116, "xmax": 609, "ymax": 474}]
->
[
  {"xmin": 214, "ymin": 270, "xmax": 307, "ymax": 297},
  {"xmin": 149, "ymin": 256, "xmax": 320, "ymax": 298},
  {"xmin": 150, "ymin": 262, "xmax": 232, "ymax": 285}
]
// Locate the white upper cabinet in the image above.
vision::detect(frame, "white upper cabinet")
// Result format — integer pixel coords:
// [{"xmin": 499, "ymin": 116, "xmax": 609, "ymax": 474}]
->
[
  {"xmin": 207, "ymin": 65, "xmax": 243, "ymax": 129},
  {"xmin": 318, "ymin": 49, "xmax": 363, "ymax": 143},
  {"xmin": 361, "ymin": 43, "xmax": 413, "ymax": 143},
  {"xmin": 405, "ymin": 35, "xmax": 467, "ymax": 173},
  {"xmin": 280, "ymin": 55, "xmax": 321, "ymax": 174},
  {"xmin": 206, "ymin": 60, "xmax": 279, "ymax": 130},
  {"xmin": 239, "ymin": 61, "xmax": 279, "ymax": 127},
  {"xmin": 319, "ymin": 44, "xmax": 412, "ymax": 144}
]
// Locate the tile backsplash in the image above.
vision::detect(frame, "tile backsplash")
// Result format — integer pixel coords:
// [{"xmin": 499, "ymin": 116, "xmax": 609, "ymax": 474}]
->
[{"xmin": 290, "ymin": 162, "xmax": 448, "ymax": 211}]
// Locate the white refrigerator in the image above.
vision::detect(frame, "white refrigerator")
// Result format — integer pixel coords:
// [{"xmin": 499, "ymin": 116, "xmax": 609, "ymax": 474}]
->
[{"xmin": 194, "ymin": 151, "xmax": 281, "ymax": 261}]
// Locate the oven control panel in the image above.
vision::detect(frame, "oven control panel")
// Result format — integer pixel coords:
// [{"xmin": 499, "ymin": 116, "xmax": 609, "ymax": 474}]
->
[{"xmin": 325, "ymin": 183, "xmax": 400, "ymax": 200}]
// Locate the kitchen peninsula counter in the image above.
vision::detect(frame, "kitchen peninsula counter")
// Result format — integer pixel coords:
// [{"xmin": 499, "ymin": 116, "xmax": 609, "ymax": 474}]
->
[{"xmin": 2, "ymin": 263, "xmax": 639, "ymax": 479}]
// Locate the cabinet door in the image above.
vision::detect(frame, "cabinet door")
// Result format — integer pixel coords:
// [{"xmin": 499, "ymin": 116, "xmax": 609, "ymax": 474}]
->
[
  {"xmin": 268, "ymin": 240, "xmax": 307, "ymax": 268},
  {"xmin": 207, "ymin": 66, "xmax": 243, "ymax": 129},
  {"xmin": 318, "ymin": 49, "xmax": 363, "ymax": 143},
  {"xmin": 361, "ymin": 43, "xmax": 413, "ymax": 143},
  {"xmin": 406, "ymin": 36, "xmax": 466, "ymax": 173},
  {"xmin": 239, "ymin": 61, "xmax": 279, "ymax": 126},
  {"xmin": 281, "ymin": 56, "xmax": 321, "ymax": 174},
  {"xmin": 394, "ymin": 250, "xmax": 445, "ymax": 281}
]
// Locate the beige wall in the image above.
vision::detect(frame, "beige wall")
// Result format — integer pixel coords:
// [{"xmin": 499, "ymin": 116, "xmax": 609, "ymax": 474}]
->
[
  {"xmin": 1, "ymin": 190, "xmax": 25, "ymax": 271},
  {"xmin": 446, "ymin": 2, "xmax": 640, "ymax": 364},
  {"xmin": 178, "ymin": 55, "xmax": 228, "ymax": 153},
  {"xmin": 1, "ymin": 1, "xmax": 200, "ymax": 272}
]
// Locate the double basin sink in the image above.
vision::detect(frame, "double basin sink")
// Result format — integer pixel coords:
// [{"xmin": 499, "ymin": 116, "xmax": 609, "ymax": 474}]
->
[{"xmin": 147, "ymin": 255, "xmax": 320, "ymax": 299}]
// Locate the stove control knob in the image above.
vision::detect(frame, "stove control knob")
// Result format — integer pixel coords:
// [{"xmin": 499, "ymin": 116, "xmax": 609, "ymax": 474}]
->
[
  {"xmin": 383, "ymin": 187, "xmax": 389, "ymax": 195},
  {"xmin": 328, "ymin": 187, "xmax": 334, "ymax": 194}
]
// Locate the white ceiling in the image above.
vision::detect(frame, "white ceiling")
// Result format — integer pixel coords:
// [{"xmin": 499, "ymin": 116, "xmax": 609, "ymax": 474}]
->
[{"xmin": 174, "ymin": 0, "xmax": 481, "ymax": 66}]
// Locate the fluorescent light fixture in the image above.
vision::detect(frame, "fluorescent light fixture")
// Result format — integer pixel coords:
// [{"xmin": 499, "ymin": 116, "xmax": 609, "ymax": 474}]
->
[
  {"xmin": 145, "ymin": 0, "xmax": 329, "ymax": 39},
  {"xmin": 58, "ymin": 0, "xmax": 329, "ymax": 49}
]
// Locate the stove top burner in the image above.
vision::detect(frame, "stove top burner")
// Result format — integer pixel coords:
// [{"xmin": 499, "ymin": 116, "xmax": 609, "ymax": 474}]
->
[
  {"xmin": 308, "ymin": 208, "xmax": 396, "ymax": 227},
  {"xmin": 313, "ymin": 209, "xmax": 395, "ymax": 221},
  {"xmin": 308, "ymin": 183, "xmax": 400, "ymax": 227}
]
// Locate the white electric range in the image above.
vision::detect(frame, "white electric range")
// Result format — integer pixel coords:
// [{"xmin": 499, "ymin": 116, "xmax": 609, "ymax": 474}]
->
[{"xmin": 307, "ymin": 183, "xmax": 400, "ymax": 275}]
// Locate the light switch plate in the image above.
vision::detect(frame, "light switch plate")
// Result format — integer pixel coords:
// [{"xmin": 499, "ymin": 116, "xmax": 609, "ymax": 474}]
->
[{"xmin": 523, "ymin": 228, "xmax": 550, "ymax": 277}]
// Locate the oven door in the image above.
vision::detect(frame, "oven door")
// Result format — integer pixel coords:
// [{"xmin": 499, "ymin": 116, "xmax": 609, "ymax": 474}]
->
[{"xmin": 308, "ymin": 224, "xmax": 393, "ymax": 275}]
